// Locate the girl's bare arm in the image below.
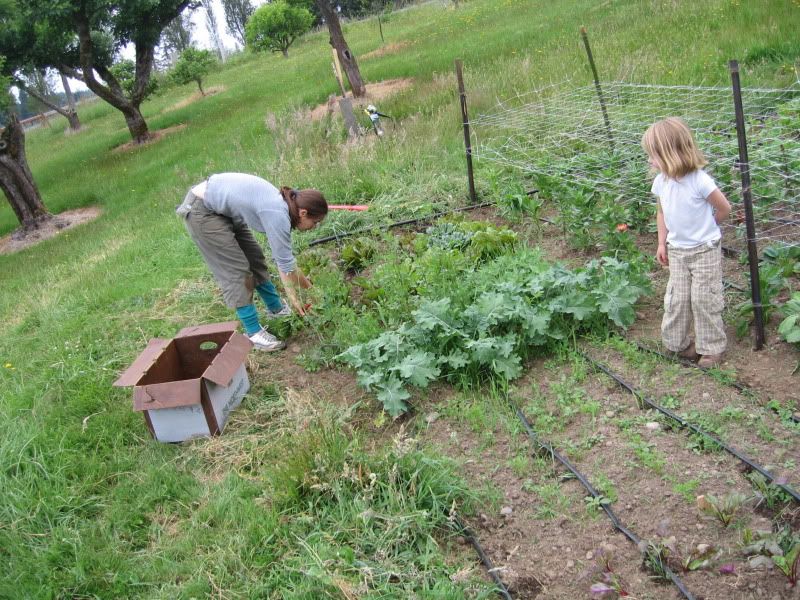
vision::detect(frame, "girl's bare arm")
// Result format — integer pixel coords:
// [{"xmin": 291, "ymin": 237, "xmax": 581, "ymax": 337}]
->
[{"xmin": 707, "ymin": 189, "xmax": 731, "ymax": 223}]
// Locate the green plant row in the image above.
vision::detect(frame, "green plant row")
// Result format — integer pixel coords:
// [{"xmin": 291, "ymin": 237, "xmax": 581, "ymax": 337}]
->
[{"xmin": 340, "ymin": 251, "xmax": 651, "ymax": 415}]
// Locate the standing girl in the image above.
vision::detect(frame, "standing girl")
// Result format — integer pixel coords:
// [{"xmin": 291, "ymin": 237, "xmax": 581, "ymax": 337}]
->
[
  {"xmin": 178, "ymin": 173, "xmax": 328, "ymax": 351},
  {"xmin": 642, "ymin": 117, "xmax": 732, "ymax": 367}
]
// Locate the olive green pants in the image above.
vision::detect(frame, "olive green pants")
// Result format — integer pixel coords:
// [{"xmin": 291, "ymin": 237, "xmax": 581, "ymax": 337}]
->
[{"xmin": 182, "ymin": 191, "xmax": 272, "ymax": 309}]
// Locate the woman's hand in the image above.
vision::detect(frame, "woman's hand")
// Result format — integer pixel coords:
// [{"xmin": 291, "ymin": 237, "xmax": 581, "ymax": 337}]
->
[
  {"xmin": 279, "ymin": 269, "xmax": 313, "ymax": 316},
  {"xmin": 288, "ymin": 294, "xmax": 307, "ymax": 316}
]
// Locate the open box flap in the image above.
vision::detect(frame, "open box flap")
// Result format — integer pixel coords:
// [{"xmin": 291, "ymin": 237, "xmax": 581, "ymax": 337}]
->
[
  {"xmin": 203, "ymin": 333, "xmax": 252, "ymax": 386},
  {"xmin": 133, "ymin": 378, "xmax": 202, "ymax": 411},
  {"xmin": 175, "ymin": 321, "xmax": 240, "ymax": 339},
  {"xmin": 113, "ymin": 338, "xmax": 171, "ymax": 387}
]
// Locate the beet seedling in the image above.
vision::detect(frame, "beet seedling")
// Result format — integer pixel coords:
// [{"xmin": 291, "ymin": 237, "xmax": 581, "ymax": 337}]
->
[
  {"xmin": 773, "ymin": 542, "xmax": 799, "ymax": 587},
  {"xmin": 696, "ymin": 493, "xmax": 749, "ymax": 526},
  {"xmin": 587, "ymin": 547, "xmax": 629, "ymax": 598}
]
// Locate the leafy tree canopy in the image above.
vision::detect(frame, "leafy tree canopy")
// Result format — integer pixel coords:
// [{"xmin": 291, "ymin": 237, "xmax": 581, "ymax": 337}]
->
[
  {"xmin": 245, "ymin": 2, "xmax": 313, "ymax": 57},
  {"xmin": 170, "ymin": 47, "xmax": 216, "ymax": 93}
]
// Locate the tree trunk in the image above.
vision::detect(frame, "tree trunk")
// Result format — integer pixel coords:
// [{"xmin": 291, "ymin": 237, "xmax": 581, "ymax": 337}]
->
[
  {"xmin": 73, "ymin": 13, "xmax": 152, "ymax": 143},
  {"xmin": 197, "ymin": 79, "xmax": 205, "ymax": 96},
  {"xmin": 282, "ymin": 48, "xmax": 289, "ymax": 58},
  {"xmin": 316, "ymin": 0, "xmax": 366, "ymax": 97},
  {"xmin": 0, "ymin": 116, "xmax": 51, "ymax": 231},
  {"xmin": 60, "ymin": 73, "xmax": 81, "ymax": 131},
  {"xmin": 61, "ymin": 73, "xmax": 76, "ymax": 113},
  {"xmin": 24, "ymin": 85, "xmax": 80, "ymax": 132},
  {"xmin": 122, "ymin": 107, "xmax": 150, "ymax": 144}
]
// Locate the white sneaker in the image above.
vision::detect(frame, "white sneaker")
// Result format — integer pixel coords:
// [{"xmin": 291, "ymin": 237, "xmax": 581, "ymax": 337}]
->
[
  {"xmin": 265, "ymin": 304, "xmax": 292, "ymax": 319},
  {"xmin": 248, "ymin": 328, "xmax": 286, "ymax": 352}
]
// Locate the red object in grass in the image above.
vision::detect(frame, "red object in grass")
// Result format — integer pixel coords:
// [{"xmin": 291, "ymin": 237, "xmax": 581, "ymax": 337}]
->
[
  {"xmin": 303, "ymin": 303, "xmax": 313, "ymax": 312},
  {"xmin": 328, "ymin": 205, "xmax": 369, "ymax": 211},
  {"xmin": 616, "ymin": 223, "xmax": 629, "ymax": 233}
]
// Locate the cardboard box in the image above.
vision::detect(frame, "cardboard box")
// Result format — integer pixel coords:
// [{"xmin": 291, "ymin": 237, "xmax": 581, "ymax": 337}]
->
[{"xmin": 113, "ymin": 322, "xmax": 252, "ymax": 443}]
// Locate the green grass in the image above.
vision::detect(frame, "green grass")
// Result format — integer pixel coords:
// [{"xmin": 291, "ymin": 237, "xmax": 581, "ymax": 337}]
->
[{"xmin": 2, "ymin": 0, "xmax": 799, "ymax": 597}]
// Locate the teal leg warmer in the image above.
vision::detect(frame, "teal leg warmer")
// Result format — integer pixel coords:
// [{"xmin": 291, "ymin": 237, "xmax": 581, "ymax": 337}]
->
[
  {"xmin": 235, "ymin": 304, "xmax": 261, "ymax": 335},
  {"xmin": 256, "ymin": 281, "xmax": 284, "ymax": 313}
]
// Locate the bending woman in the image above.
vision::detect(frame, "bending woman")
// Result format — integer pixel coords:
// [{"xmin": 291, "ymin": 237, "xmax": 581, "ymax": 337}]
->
[{"xmin": 178, "ymin": 172, "xmax": 328, "ymax": 351}]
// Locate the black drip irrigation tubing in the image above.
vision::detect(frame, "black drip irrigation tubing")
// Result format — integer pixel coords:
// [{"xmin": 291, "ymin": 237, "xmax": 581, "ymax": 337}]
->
[
  {"xmin": 579, "ymin": 352, "xmax": 800, "ymax": 505},
  {"xmin": 511, "ymin": 403, "xmax": 696, "ymax": 600},
  {"xmin": 635, "ymin": 342, "xmax": 800, "ymax": 423},
  {"xmin": 628, "ymin": 339, "xmax": 800, "ymax": 425},
  {"xmin": 307, "ymin": 201, "xmax": 496, "ymax": 247},
  {"xmin": 452, "ymin": 517, "xmax": 514, "ymax": 599}
]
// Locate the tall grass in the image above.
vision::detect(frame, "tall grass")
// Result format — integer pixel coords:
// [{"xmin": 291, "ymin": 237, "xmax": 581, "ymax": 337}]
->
[{"xmin": 1, "ymin": 0, "xmax": 798, "ymax": 596}]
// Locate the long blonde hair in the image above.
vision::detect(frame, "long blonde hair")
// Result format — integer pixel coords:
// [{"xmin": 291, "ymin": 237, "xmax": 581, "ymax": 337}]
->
[{"xmin": 641, "ymin": 117, "xmax": 707, "ymax": 179}]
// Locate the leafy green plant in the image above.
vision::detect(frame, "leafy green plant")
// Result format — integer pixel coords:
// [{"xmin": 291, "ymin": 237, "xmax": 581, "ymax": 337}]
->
[
  {"xmin": 498, "ymin": 189, "xmax": 543, "ymax": 220},
  {"xmin": 340, "ymin": 237, "xmax": 377, "ymax": 272},
  {"xmin": 762, "ymin": 244, "xmax": 800, "ymax": 278},
  {"xmin": 656, "ymin": 534, "xmax": 718, "ymax": 572},
  {"xmin": 459, "ymin": 221, "xmax": 518, "ymax": 262},
  {"xmin": 696, "ymin": 492, "xmax": 749, "ymax": 526},
  {"xmin": 339, "ymin": 251, "xmax": 650, "ymax": 415},
  {"xmin": 773, "ymin": 540, "xmax": 800, "ymax": 587},
  {"xmin": 424, "ymin": 222, "xmax": 473, "ymax": 251},
  {"xmin": 741, "ymin": 528, "xmax": 800, "ymax": 587},
  {"xmin": 584, "ymin": 494, "xmax": 612, "ymax": 515},
  {"xmin": 735, "ymin": 261, "xmax": 786, "ymax": 338},
  {"xmin": 778, "ymin": 291, "xmax": 800, "ymax": 346}
]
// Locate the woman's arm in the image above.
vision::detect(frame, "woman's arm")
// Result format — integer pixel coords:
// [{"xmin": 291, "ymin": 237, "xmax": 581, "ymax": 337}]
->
[
  {"xmin": 707, "ymin": 189, "xmax": 731, "ymax": 224},
  {"xmin": 279, "ymin": 269, "xmax": 312, "ymax": 315}
]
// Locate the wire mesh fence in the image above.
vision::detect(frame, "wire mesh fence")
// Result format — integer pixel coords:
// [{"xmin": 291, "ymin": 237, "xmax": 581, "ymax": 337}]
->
[{"xmin": 472, "ymin": 80, "xmax": 800, "ymax": 252}]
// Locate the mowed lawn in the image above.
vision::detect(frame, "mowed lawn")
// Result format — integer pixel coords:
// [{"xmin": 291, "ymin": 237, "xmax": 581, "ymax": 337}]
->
[{"xmin": 1, "ymin": 1, "xmax": 798, "ymax": 597}]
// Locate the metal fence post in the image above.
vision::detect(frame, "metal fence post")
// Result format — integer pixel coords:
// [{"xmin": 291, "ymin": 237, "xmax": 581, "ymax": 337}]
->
[
  {"xmin": 455, "ymin": 59, "xmax": 477, "ymax": 204},
  {"xmin": 729, "ymin": 60, "xmax": 766, "ymax": 350},
  {"xmin": 580, "ymin": 26, "xmax": 614, "ymax": 149}
]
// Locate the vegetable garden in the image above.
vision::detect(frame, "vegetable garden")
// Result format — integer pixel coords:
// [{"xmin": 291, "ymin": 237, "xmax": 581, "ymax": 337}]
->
[
  {"xmin": 2, "ymin": 1, "xmax": 799, "ymax": 598},
  {"xmin": 273, "ymin": 52, "xmax": 800, "ymax": 595}
]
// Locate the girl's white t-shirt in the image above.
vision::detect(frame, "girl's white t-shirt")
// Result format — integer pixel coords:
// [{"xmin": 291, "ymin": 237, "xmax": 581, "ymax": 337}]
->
[{"xmin": 652, "ymin": 169, "xmax": 721, "ymax": 248}]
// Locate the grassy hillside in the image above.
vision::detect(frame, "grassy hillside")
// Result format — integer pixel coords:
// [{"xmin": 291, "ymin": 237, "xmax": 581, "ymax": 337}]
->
[{"xmin": 1, "ymin": 0, "xmax": 798, "ymax": 597}]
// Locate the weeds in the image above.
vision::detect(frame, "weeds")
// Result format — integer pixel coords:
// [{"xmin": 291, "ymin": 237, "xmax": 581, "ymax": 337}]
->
[{"xmin": 747, "ymin": 471, "xmax": 792, "ymax": 511}]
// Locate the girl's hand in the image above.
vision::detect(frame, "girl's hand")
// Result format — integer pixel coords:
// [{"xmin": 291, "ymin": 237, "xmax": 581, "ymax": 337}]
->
[{"xmin": 656, "ymin": 244, "xmax": 669, "ymax": 266}]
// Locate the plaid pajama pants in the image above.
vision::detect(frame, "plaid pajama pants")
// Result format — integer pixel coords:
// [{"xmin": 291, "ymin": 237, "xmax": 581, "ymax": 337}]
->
[{"xmin": 662, "ymin": 240, "xmax": 727, "ymax": 356}]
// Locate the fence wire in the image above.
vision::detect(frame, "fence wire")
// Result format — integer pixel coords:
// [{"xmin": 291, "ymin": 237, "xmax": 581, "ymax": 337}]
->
[{"xmin": 472, "ymin": 81, "xmax": 800, "ymax": 251}]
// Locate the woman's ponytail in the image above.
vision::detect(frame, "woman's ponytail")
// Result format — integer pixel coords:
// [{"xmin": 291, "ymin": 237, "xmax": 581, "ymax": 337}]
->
[
  {"xmin": 280, "ymin": 186, "xmax": 329, "ymax": 228},
  {"xmin": 279, "ymin": 186, "xmax": 300, "ymax": 228}
]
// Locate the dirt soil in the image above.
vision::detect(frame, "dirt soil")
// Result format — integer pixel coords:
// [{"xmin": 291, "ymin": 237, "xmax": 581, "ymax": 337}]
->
[
  {"xmin": 165, "ymin": 86, "xmax": 225, "ymax": 112},
  {"xmin": 308, "ymin": 78, "xmax": 414, "ymax": 121},
  {"xmin": 361, "ymin": 41, "xmax": 412, "ymax": 61},
  {"xmin": 0, "ymin": 206, "xmax": 102, "ymax": 255},
  {"xmin": 112, "ymin": 123, "xmax": 187, "ymax": 154}
]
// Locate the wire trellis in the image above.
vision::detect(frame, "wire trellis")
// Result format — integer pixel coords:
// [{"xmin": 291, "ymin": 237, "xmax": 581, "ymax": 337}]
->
[{"xmin": 472, "ymin": 81, "xmax": 800, "ymax": 250}]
